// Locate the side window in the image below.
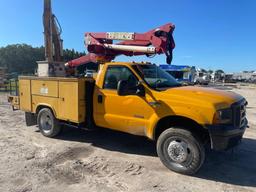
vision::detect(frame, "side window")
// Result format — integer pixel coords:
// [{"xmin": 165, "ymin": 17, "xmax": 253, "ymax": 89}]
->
[{"xmin": 104, "ymin": 66, "xmax": 138, "ymax": 90}]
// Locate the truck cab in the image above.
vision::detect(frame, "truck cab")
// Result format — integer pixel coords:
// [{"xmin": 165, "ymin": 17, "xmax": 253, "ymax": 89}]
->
[{"xmin": 9, "ymin": 61, "xmax": 248, "ymax": 175}]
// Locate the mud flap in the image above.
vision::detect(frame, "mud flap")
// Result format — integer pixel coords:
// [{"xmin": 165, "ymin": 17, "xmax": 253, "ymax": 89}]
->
[
  {"xmin": 25, "ymin": 112, "xmax": 37, "ymax": 126},
  {"xmin": 85, "ymin": 79, "xmax": 96, "ymax": 129}
]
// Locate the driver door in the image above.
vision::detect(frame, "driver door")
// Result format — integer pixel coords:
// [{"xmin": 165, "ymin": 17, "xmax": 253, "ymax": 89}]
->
[{"xmin": 94, "ymin": 65, "xmax": 154, "ymax": 136}]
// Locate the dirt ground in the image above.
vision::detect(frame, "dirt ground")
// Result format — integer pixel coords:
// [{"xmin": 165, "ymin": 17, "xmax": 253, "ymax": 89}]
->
[{"xmin": 0, "ymin": 84, "xmax": 255, "ymax": 192}]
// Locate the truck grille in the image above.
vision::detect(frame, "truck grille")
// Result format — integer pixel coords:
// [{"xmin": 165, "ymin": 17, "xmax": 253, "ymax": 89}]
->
[{"xmin": 232, "ymin": 99, "xmax": 247, "ymax": 128}]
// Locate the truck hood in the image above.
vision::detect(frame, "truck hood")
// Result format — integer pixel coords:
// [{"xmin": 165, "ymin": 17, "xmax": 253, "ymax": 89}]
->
[{"xmin": 160, "ymin": 86, "xmax": 243, "ymax": 109}]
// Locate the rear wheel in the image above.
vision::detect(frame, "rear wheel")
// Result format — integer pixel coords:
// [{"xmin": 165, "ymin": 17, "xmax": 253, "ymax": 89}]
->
[
  {"xmin": 37, "ymin": 108, "xmax": 61, "ymax": 137},
  {"xmin": 157, "ymin": 127, "xmax": 205, "ymax": 175}
]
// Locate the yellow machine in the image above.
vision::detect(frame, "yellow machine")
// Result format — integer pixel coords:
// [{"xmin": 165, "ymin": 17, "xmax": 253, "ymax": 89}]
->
[
  {"xmin": 9, "ymin": 61, "xmax": 248, "ymax": 175},
  {"xmin": 7, "ymin": 0, "xmax": 248, "ymax": 175}
]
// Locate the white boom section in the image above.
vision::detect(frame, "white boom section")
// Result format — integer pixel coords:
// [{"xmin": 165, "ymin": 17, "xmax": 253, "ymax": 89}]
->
[{"xmin": 103, "ymin": 44, "xmax": 156, "ymax": 54}]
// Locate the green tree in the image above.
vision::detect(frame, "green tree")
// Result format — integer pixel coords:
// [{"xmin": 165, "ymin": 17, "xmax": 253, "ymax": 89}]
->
[
  {"xmin": 201, "ymin": 68, "xmax": 207, "ymax": 73},
  {"xmin": 208, "ymin": 69, "xmax": 213, "ymax": 74},
  {"xmin": 0, "ymin": 44, "xmax": 84, "ymax": 74},
  {"xmin": 63, "ymin": 48, "xmax": 84, "ymax": 62},
  {"xmin": 0, "ymin": 44, "xmax": 45, "ymax": 74},
  {"xmin": 215, "ymin": 69, "xmax": 225, "ymax": 74}
]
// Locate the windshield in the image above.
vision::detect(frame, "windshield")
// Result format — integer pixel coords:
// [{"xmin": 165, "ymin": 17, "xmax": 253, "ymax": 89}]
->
[{"xmin": 133, "ymin": 64, "xmax": 181, "ymax": 90}]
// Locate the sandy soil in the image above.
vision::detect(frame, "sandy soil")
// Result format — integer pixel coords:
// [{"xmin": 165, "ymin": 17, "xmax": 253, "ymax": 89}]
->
[{"xmin": 0, "ymin": 84, "xmax": 255, "ymax": 192}]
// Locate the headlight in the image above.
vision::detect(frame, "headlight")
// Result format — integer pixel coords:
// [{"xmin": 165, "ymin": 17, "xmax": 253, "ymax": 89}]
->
[{"xmin": 213, "ymin": 108, "xmax": 233, "ymax": 124}]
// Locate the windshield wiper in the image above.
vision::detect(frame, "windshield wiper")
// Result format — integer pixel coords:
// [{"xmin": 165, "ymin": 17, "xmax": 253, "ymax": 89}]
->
[{"xmin": 155, "ymin": 83, "xmax": 182, "ymax": 90}]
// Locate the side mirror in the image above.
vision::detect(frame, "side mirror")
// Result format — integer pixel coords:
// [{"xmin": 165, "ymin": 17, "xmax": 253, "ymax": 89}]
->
[
  {"xmin": 136, "ymin": 82, "xmax": 145, "ymax": 97},
  {"xmin": 117, "ymin": 80, "xmax": 145, "ymax": 97}
]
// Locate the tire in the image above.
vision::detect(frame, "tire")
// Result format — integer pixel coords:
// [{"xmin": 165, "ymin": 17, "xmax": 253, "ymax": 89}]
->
[
  {"xmin": 37, "ymin": 108, "xmax": 61, "ymax": 138},
  {"xmin": 157, "ymin": 128, "xmax": 205, "ymax": 175}
]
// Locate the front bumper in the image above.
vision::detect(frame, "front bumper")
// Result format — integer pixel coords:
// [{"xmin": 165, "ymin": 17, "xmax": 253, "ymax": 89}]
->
[{"xmin": 207, "ymin": 119, "xmax": 248, "ymax": 151}]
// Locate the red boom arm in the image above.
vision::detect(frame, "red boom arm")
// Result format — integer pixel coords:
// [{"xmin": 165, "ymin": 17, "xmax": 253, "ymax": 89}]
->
[{"xmin": 66, "ymin": 23, "xmax": 175, "ymax": 68}]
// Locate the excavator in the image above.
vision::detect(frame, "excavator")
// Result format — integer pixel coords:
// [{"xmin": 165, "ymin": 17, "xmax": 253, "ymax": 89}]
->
[
  {"xmin": 43, "ymin": 0, "xmax": 63, "ymax": 63},
  {"xmin": 37, "ymin": 0, "xmax": 64, "ymax": 77},
  {"xmin": 8, "ymin": 0, "xmax": 248, "ymax": 175}
]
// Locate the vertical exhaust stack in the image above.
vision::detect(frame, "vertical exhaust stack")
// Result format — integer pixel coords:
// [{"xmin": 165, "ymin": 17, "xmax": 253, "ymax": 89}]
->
[{"xmin": 38, "ymin": 0, "xmax": 65, "ymax": 77}]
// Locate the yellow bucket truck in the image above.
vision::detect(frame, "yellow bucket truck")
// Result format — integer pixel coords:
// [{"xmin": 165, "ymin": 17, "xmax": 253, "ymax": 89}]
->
[
  {"xmin": 7, "ymin": 1, "xmax": 248, "ymax": 174},
  {"xmin": 8, "ymin": 62, "xmax": 248, "ymax": 175}
]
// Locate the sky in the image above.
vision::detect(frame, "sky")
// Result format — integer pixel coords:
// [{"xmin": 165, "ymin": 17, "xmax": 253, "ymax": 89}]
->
[{"xmin": 0, "ymin": 0, "xmax": 255, "ymax": 72}]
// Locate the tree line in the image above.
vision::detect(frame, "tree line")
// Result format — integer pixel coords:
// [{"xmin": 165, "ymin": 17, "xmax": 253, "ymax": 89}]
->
[
  {"xmin": 0, "ymin": 44, "xmax": 84, "ymax": 74},
  {"xmin": 0, "ymin": 44, "xmax": 226, "ymax": 76}
]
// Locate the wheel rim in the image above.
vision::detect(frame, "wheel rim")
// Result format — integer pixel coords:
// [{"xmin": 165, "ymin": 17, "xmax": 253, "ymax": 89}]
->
[
  {"xmin": 40, "ymin": 112, "xmax": 53, "ymax": 134},
  {"xmin": 165, "ymin": 138, "xmax": 193, "ymax": 168}
]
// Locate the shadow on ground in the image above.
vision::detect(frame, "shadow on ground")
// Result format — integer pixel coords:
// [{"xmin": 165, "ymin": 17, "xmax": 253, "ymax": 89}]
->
[
  {"xmin": 52, "ymin": 127, "xmax": 256, "ymax": 187},
  {"xmin": 197, "ymin": 138, "xmax": 256, "ymax": 187},
  {"xmin": 56, "ymin": 126, "xmax": 157, "ymax": 157}
]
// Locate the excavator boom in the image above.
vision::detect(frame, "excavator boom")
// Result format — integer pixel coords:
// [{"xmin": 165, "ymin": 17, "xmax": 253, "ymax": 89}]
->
[{"xmin": 43, "ymin": 0, "xmax": 63, "ymax": 62}]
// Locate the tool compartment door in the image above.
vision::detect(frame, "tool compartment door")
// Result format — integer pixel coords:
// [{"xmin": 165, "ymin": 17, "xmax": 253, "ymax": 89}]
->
[
  {"xmin": 19, "ymin": 79, "xmax": 32, "ymax": 112},
  {"xmin": 58, "ymin": 81, "xmax": 79, "ymax": 122},
  {"xmin": 31, "ymin": 80, "xmax": 58, "ymax": 97}
]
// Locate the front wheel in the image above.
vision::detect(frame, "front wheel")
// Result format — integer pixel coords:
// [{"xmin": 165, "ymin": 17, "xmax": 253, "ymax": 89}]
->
[
  {"xmin": 157, "ymin": 128, "xmax": 205, "ymax": 175},
  {"xmin": 37, "ymin": 108, "xmax": 61, "ymax": 138}
]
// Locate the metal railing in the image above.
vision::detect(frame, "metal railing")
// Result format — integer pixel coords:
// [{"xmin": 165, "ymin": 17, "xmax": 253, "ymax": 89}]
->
[
  {"xmin": 9, "ymin": 79, "xmax": 19, "ymax": 96},
  {"xmin": 0, "ymin": 79, "xmax": 19, "ymax": 95}
]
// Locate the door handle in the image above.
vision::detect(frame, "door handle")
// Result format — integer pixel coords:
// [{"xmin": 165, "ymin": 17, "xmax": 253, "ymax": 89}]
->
[{"xmin": 98, "ymin": 95, "xmax": 103, "ymax": 103}]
